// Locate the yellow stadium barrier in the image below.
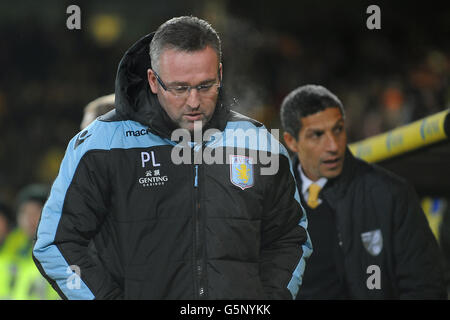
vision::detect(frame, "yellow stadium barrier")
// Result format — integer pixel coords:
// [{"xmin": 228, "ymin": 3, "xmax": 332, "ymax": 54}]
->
[{"xmin": 349, "ymin": 109, "xmax": 450, "ymax": 163}]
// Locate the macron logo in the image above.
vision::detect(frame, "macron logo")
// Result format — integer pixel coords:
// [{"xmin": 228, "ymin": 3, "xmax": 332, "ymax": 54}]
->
[
  {"xmin": 126, "ymin": 128, "xmax": 151, "ymax": 137},
  {"xmin": 74, "ymin": 130, "xmax": 92, "ymax": 149}
]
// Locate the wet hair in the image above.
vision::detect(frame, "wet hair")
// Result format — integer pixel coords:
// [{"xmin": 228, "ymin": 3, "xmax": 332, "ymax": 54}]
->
[
  {"xmin": 149, "ymin": 16, "xmax": 221, "ymax": 73},
  {"xmin": 280, "ymin": 84, "xmax": 345, "ymax": 138}
]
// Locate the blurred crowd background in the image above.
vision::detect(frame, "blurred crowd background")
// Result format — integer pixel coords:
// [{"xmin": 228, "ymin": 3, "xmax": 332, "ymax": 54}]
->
[{"xmin": 0, "ymin": 0, "xmax": 449, "ymax": 299}]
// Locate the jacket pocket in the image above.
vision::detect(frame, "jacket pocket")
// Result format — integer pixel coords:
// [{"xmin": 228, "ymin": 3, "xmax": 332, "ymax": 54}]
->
[{"xmin": 124, "ymin": 261, "xmax": 192, "ymax": 299}]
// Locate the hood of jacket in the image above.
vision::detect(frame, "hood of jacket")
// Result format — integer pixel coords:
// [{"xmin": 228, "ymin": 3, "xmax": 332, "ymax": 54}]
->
[{"xmin": 114, "ymin": 32, "xmax": 231, "ymax": 140}]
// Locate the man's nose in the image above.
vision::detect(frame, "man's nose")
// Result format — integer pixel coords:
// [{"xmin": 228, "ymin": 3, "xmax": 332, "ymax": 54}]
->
[
  {"xmin": 325, "ymin": 132, "xmax": 339, "ymax": 153},
  {"xmin": 185, "ymin": 87, "xmax": 201, "ymax": 109}
]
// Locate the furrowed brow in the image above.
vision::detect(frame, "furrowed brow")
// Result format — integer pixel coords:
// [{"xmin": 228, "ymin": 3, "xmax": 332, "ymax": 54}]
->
[{"xmin": 167, "ymin": 77, "xmax": 217, "ymax": 87}]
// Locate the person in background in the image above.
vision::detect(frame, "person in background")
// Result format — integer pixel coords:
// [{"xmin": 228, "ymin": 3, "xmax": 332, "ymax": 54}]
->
[
  {"xmin": 280, "ymin": 84, "xmax": 446, "ymax": 299},
  {"xmin": 0, "ymin": 201, "xmax": 13, "ymax": 248},
  {"xmin": 0, "ymin": 184, "xmax": 59, "ymax": 299},
  {"xmin": 80, "ymin": 93, "xmax": 115, "ymax": 130}
]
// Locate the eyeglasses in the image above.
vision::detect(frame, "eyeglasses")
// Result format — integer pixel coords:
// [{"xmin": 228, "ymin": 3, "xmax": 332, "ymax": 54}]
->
[{"xmin": 153, "ymin": 70, "xmax": 221, "ymax": 99}]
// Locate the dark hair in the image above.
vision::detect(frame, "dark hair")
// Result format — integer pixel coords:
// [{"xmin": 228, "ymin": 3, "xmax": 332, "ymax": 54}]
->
[
  {"xmin": 280, "ymin": 84, "xmax": 345, "ymax": 138},
  {"xmin": 149, "ymin": 16, "xmax": 222, "ymax": 72}
]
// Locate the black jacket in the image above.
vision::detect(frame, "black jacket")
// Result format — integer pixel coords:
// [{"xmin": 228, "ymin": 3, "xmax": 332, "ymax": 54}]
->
[
  {"xmin": 32, "ymin": 33, "xmax": 311, "ymax": 300},
  {"xmin": 293, "ymin": 149, "xmax": 447, "ymax": 299}
]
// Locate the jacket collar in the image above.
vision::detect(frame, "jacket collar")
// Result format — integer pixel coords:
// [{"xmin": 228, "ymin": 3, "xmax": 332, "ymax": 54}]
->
[
  {"xmin": 114, "ymin": 32, "xmax": 231, "ymax": 140},
  {"xmin": 292, "ymin": 155, "xmax": 303, "ymax": 195}
]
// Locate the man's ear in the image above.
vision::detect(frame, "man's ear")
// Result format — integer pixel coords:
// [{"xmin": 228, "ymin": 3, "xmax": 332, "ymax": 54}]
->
[
  {"xmin": 283, "ymin": 132, "xmax": 298, "ymax": 153},
  {"xmin": 147, "ymin": 69, "xmax": 158, "ymax": 94}
]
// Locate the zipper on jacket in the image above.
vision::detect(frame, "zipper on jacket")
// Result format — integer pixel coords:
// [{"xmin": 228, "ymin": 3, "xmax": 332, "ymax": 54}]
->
[
  {"xmin": 193, "ymin": 162, "xmax": 206, "ymax": 299},
  {"xmin": 194, "ymin": 165, "xmax": 199, "ymax": 187}
]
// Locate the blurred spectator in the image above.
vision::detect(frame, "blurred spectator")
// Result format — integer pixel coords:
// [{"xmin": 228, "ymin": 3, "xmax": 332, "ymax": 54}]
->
[
  {"xmin": 0, "ymin": 184, "xmax": 58, "ymax": 299},
  {"xmin": 0, "ymin": 201, "xmax": 13, "ymax": 248},
  {"xmin": 80, "ymin": 93, "xmax": 115, "ymax": 130}
]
